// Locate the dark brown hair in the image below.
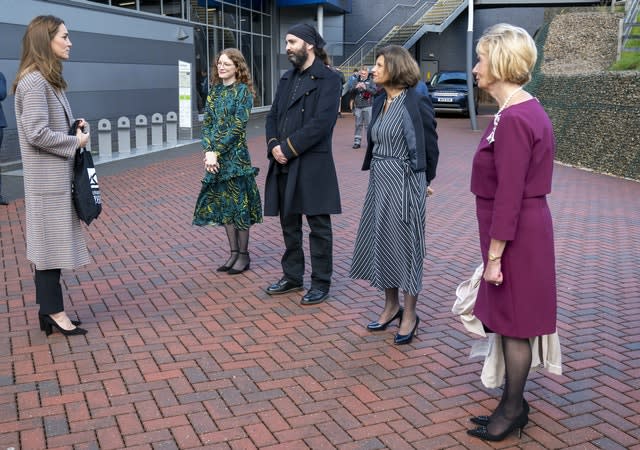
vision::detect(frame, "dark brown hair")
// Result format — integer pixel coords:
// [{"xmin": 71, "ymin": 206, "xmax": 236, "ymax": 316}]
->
[
  {"xmin": 314, "ymin": 47, "xmax": 331, "ymax": 66},
  {"xmin": 210, "ymin": 48, "xmax": 255, "ymax": 97},
  {"xmin": 375, "ymin": 45, "xmax": 421, "ymax": 88},
  {"xmin": 13, "ymin": 15, "xmax": 67, "ymax": 93}
]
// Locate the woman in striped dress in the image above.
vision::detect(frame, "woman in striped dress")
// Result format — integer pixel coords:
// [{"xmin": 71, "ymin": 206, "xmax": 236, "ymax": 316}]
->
[{"xmin": 350, "ymin": 45, "xmax": 439, "ymax": 345}]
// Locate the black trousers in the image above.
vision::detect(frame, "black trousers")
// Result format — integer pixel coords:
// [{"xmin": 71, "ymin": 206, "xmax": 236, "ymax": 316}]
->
[
  {"xmin": 277, "ymin": 174, "xmax": 333, "ymax": 291},
  {"xmin": 34, "ymin": 269, "xmax": 64, "ymax": 315}
]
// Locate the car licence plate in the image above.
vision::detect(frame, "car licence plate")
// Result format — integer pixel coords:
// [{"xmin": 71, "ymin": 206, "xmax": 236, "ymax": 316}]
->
[{"xmin": 437, "ymin": 98, "xmax": 453, "ymax": 102}]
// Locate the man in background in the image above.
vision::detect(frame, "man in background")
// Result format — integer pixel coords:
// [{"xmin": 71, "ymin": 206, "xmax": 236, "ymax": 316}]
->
[{"xmin": 348, "ymin": 67, "xmax": 376, "ymax": 149}]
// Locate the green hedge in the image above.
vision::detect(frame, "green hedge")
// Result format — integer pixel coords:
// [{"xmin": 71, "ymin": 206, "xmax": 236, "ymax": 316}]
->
[{"xmin": 529, "ymin": 23, "xmax": 640, "ymax": 181}]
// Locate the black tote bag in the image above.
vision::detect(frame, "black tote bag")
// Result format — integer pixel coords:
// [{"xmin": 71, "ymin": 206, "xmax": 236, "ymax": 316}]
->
[{"xmin": 69, "ymin": 120, "xmax": 102, "ymax": 225}]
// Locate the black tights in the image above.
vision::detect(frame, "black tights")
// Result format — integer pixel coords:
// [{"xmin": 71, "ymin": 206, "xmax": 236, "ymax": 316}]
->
[
  {"xmin": 487, "ymin": 336, "xmax": 532, "ymax": 435},
  {"xmin": 222, "ymin": 224, "xmax": 250, "ymax": 270}
]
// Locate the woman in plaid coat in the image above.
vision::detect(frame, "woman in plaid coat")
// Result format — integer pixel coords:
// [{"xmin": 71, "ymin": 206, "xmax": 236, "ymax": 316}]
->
[{"xmin": 13, "ymin": 15, "xmax": 90, "ymax": 336}]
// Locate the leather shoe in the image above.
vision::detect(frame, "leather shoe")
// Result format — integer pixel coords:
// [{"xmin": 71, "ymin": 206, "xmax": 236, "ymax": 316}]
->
[
  {"xmin": 300, "ymin": 288, "xmax": 329, "ymax": 305},
  {"xmin": 0, "ymin": 196, "xmax": 8, "ymax": 206},
  {"xmin": 367, "ymin": 307, "xmax": 403, "ymax": 331},
  {"xmin": 265, "ymin": 278, "xmax": 303, "ymax": 295},
  {"xmin": 352, "ymin": 143, "xmax": 361, "ymax": 149}
]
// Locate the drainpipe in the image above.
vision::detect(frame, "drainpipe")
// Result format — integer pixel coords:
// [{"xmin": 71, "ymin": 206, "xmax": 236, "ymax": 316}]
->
[
  {"xmin": 317, "ymin": 5, "xmax": 324, "ymax": 36},
  {"xmin": 467, "ymin": 0, "xmax": 479, "ymax": 131}
]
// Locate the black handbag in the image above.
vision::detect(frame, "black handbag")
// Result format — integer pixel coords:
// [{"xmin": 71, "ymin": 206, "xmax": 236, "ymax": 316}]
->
[{"xmin": 69, "ymin": 120, "xmax": 102, "ymax": 225}]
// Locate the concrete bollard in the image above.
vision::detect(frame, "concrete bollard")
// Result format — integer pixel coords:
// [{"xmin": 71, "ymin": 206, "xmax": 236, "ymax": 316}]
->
[
  {"xmin": 151, "ymin": 113, "xmax": 163, "ymax": 146},
  {"xmin": 166, "ymin": 111, "xmax": 178, "ymax": 145},
  {"xmin": 117, "ymin": 116, "xmax": 131, "ymax": 154},
  {"xmin": 97, "ymin": 119, "xmax": 112, "ymax": 158},
  {"xmin": 135, "ymin": 115, "xmax": 148, "ymax": 149}
]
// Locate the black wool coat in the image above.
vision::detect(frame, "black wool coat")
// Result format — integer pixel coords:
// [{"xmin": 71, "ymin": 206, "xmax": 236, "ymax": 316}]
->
[{"xmin": 264, "ymin": 57, "xmax": 342, "ymax": 216}]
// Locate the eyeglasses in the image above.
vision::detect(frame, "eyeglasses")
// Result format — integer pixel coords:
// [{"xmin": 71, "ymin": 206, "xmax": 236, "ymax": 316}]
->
[{"xmin": 217, "ymin": 61, "xmax": 234, "ymax": 68}]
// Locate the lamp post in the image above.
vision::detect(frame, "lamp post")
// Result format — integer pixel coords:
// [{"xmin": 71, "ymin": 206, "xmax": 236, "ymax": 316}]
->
[{"xmin": 467, "ymin": 0, "xmax": 479, "ymax": 131}]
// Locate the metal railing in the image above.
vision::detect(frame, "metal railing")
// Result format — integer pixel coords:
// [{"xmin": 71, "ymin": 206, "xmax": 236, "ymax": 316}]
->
[
  {"xmin": 618, "ymin": 0, "xmax": 640, "ymax": 57},
  {"xmin": 338, "ymin": 0, "xmax": 436, "ymax": 70},
  {"xmin": 338, "ymin": 0, "xmax": 467, "ymax": 73}
]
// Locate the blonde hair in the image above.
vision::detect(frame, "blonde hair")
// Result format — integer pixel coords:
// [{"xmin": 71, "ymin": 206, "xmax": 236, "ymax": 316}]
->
[
  {"xmin": 13, "ymin": 15, "xmax": 67, "ymax": 93},
  {"xmin": 476, "ymin": 23, "xmax": 537, "ymax": 85},
  {"xmin": 375, "ymin": 45, "xmax": 421, "ymax": 88},
  {"xmin": 211, "ymin": 48, "xmax": 255, "ymax": 97}
]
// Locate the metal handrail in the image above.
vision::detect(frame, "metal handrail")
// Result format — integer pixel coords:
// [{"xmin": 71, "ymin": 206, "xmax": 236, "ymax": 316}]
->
[
  {"xmin": 618, "ymin": 0, "xmax": 640, "ymax": 56},
  {"xmin": 340, "ymin": 0, "xmax": 466, "ymax": 72},
  {"xmin": 339, "ymin": 1, "xmax": 435, "ymax": 69}
]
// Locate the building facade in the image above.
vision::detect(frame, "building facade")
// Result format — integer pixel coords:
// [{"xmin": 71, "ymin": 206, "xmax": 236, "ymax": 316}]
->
[{"xmin": 0, "ymin": 0, "xmax": 548, "ymax": 166}]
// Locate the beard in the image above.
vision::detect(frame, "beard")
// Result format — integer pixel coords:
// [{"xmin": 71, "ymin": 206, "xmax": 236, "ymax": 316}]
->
[{"xmin": 287, "ymin": 46, "xmax": 309, "ymax": 69}]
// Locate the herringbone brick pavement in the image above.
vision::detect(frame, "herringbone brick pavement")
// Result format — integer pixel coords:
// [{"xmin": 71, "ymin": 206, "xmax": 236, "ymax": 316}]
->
[{"xmin": 1, "ymin": 112, "xmax": 639, "ymax": 449}]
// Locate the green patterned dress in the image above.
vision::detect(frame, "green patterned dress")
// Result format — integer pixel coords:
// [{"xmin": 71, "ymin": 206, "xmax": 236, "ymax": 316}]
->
[{"xmin": 192, "ymin": 82, "xmax": 262, "ymax": 230}]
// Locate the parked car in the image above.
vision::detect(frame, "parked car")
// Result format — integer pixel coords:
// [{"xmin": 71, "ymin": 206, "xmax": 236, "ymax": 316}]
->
[{"xmin": 427, "ymin": 70, "xmax": 478, "ymax": 117}]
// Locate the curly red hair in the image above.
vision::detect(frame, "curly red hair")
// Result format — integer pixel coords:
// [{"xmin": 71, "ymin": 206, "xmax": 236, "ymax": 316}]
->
[{"xmin": 210, "ymin": 48, "xmax": 255, "ymax": 97}]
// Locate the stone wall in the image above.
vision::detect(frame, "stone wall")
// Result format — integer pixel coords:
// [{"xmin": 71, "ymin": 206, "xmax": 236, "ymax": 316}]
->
[
  {"xmin": 531, "ymin": 72, "xmax": 640, "ymax": 180},
  {"xmin": 528, "ymin": 11, "xmax": 640, "ymax": 181}
]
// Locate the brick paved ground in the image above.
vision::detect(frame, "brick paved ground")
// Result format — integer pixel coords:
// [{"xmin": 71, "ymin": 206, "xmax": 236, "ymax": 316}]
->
[{"xmin": 1, "ymin": 111, "xmax": 639, "ymax": 449}]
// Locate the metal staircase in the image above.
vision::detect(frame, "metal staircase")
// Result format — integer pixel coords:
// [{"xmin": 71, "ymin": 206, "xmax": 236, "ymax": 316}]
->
[
  {"xmin": 618, "ymin": 0, "xmax": 640, "ymax": 57},
  {"xmin": 339, "ymin": 0, "xmax": 467, "ymax": 73}
]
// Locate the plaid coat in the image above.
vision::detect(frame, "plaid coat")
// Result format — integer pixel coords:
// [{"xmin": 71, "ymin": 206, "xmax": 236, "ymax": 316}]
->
[{"xmin": 14, "ymin": 71, "xmax": 90, "ymax": 270}]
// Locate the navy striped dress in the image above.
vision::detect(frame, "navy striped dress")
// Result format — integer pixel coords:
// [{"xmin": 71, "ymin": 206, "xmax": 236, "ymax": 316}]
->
[{"xmin": 350, "ymin": 91, "xmax": 427, "ymax": 296}]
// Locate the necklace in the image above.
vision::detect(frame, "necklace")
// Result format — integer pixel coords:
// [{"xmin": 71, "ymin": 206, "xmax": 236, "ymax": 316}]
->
[
  {"xmin": 385, "ymin": 89, "xmax": 403, "ymax": 103},
  {"xmin": 486, "ymin": 86, "xmax": 524, "ymax": 144},
  {"xmin": 497, "ymin": 86, "xmax": 523, "ymax": 114}
]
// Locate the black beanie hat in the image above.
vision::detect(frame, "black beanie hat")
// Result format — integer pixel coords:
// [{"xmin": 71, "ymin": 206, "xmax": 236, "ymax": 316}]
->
[{"xmin": 286, "ymin": 23, "xmax": 326, "ymax": 49}]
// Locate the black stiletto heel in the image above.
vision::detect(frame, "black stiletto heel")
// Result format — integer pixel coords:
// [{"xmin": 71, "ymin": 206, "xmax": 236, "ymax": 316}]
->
[
  {"xmin": 39, "ymin": 314, "xmax": 81, "ymax": 331},
  {"xmin": 217, "ymin": 251, "xmax": 239, "ymax": 272},
  {"xmin": 41, "ymin": 315, "xmax": 87, "ymax": 336},
  {"xmin": 228, "ymin": 252, "xmax": 250, "ymax": 275},
  {"xmin": 367, "ymin": 307, "xmax": 403, "ymax": 331},
  {"xmin": 467, "ymin": 408, "xmax": 529, "ymax": 441},
  {"xmin": 470, "ymin": 399, "xmax": 529, "ymax": 426},
  {"xmin": 394, "ymin": 316, "xmax": 419, "ymax": 345}
]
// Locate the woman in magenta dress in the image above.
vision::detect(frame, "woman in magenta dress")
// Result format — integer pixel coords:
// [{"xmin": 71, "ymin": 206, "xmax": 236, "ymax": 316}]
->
[{"xmin": 467, "ymin": 24, "xmax": 558, "ymax": 441}]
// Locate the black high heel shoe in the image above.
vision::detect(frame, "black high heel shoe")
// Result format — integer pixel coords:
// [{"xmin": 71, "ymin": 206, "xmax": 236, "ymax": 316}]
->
[
  {"xmin": 40, "ymin": 315, "xmax": 87, "ymax": 336},
  {"xmin": 467, "ymin": 408, "xmax": 529, "ymax": 441},
  {"xmin": 470, "ymin": 399, "xmax": 529, "ymax": 426},
  {"xmin": 39, "ymin": 314, "xmax": 81, "ymax": 331},
  {"xmin": 217, "ymin": 251, "xmax": 239, "ymax": 272},
  {"xmin": 228, "ymin": 252, "xmax": 250, "ymax": 275},
  {"xmin": 394, "ymin": 315, "xmax": 419, "ymax": 345},
  {"xmin": 367, "ymin": 307, "xmax": 403, "ymax": 331}
]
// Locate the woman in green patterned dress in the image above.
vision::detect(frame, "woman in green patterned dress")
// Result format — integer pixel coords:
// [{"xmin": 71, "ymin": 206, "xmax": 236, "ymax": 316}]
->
[{"xmin": 193, "ymin": 48, "xmax": 262, "ymax": 274}]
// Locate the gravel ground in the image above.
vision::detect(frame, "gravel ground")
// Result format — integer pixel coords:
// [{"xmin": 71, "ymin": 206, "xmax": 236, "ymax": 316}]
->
[{"xmin": 542, "ymin": 11, "xmax": 623, "ymax": 74}]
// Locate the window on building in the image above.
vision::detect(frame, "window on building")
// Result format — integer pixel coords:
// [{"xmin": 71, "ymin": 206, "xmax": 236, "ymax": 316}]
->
[{"xmin": 74, "ymin": 0, "xmax": 272, "ymax": 109}]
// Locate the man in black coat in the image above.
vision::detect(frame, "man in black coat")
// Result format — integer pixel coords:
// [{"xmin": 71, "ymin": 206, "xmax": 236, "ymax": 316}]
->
[{"xmin": 264, "ymin": 23, "xmax": 342, "ymax": 305}]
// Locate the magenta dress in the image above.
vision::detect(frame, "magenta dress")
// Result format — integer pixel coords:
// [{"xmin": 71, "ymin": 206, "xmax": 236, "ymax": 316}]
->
[{"xmin": 470, "ymin": 98, "xmax": 557, "ymax": 338}]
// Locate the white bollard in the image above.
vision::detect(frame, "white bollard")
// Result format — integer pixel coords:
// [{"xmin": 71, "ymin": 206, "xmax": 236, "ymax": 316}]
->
[
  {"xmin": 151, "ymin": 113, "xmax": 163, "ymax": 146},
  {"xmin": 135, "ymin": 115, "xmax": 148, "ymax": 149},
  {"xmin": 166, "ymin": 111, "xmax": 178, "ymax": 145},
  {"xmin": 97, "ymin": 119, "xmax": 112, "ymax": 158},
  {"xmin": 117, "ymin": 116, "xmax": 131, "ymax": 154}
]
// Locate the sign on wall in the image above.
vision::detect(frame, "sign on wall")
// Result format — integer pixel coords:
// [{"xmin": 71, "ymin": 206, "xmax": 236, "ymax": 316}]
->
[{"xmin": 178, "ymin": 60, "xmax": 192, "ymax": 128}]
